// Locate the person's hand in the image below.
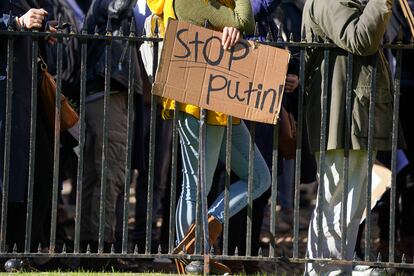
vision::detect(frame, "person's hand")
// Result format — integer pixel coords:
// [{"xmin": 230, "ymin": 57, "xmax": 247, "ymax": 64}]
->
[
  {"xmin": 17, "ymin": 8, "xmax": 48, "ymax": 30},
  {"xmin": 284, "ymin": 74, "xmax": 299, "ymax": 93},
  {"xmin": 222, "ymin": 27, "xmax": 240, "ymax": 50},
  {"xmin": 46, "ymin": 21, "xmax": 58, "ymax": 45}
]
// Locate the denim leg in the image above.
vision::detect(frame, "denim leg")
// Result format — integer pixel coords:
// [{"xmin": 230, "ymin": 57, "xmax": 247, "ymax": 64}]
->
[
  {"xmin": 175, "ymin": 113, "xmax": 224, "ymax": 241},
  {"xmin": 208, "ymin": 121, "xmax": 271, "ymax": 223}
]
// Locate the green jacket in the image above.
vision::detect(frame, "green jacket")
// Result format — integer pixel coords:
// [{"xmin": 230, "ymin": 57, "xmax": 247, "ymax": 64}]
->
[
  {"xmin": 302, "ymin": 0, "xmax": 395, "ymax": 152},
  {"xmin": 174, "ymin": 0, "xmax": 255, "ymax": 34}
]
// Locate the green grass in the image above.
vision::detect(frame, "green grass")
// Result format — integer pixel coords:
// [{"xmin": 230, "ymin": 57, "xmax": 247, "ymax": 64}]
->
[{"xmin": 0, "ymin": 273, "xmax": 176, "ymax": 276}]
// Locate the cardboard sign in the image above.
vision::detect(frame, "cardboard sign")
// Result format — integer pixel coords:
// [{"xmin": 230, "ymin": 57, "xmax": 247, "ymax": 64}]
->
[{"xmin": 152, "ymin": 20, "xmax": 290, "ymax": 124}]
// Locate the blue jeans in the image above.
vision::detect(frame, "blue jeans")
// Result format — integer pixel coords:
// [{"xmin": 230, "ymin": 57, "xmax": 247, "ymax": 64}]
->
[{"xmin": 176, "ymin": 112, "xmax": 271, "ymax": 241}]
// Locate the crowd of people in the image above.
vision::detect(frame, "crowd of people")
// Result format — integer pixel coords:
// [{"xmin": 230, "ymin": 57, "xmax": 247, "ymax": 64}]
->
[{"xmin": 1, "ymin": 0, "xmax": 414, "ymax": 274}]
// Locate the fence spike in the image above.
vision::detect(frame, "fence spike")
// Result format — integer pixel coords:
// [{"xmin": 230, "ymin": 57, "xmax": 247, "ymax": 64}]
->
[
  {"xmin": 86, "ymin": 243, "xmax": 91, "ymax": 254},
  {"xmin": 323, "ymin": 35, "xmax": 329, "ymax": 43},
  {"xmin": 111, "ymin": 244, "xmax": 115, "ymax": 254},
  {"xmin": 81, "ymin": 17, "xmax": 87, "ymax": 34},
  {"xmin": 119, "ymin": 25, "xmax": 124, "ymax": 37},
  {"xmin": 154, "ymin": 17, "xmax": 159, "ymax": 36},
  {"xmin": 277, "ymin": 24, "xmax": 283, "ymax": 42},
  {"xmin": 353, "ymin": 251, "xmax": 357, "ymax": 261},
  {"xmin": 266, "ymin": 24, "xmax": 274, "ymax": 42},
  {"xmin": 301, "ymin": 26, "xmax": 306, "ymax": 42},
  {"xmin": 377, "ymin": 252, "xmax": 382, "ymax": 263},
  {"xmin": 210, "ymin": 246, "xmax": 214, "ymax": 255},
  {"xmin": 396, "ymin": 25, "xmax": 403, "ymax": 45},
  {"xmin": 311, "ymin": 32, "xmax": 316, "ymax": 43},
  {"xmin": 69, "ymin": 24, "xmax": 75, "ymax": 34},
  {"xmin": 134, "ymin": 244, "xmax": 139, "ymax": 254},
  {"xmin": 106, "ymin": 17, "xmax": 112, "ymax": 35},
  {"xmin": 94, "ymin": 25, "xmax": 99, "ymax": 36},
  {"xmin": 182, "ymin": 245, "xmax": 187, "ymax": 254},
  {"xmin": 37, "ymin": 243, "xmax": 42, "ymax": 253},
  {"xmin": 305, "ymin": 250, "xmax": 310, "ymax": 259},
  {"xmin": 8, "ymin": 10, "xmax": 14, "ymax": 30},
  {"xmin": 12, "ymin": 243, "xmax": 17, "ymax": 253},
  {"xmin": 254, "ymin": 22, "xmax": 260, "ymax": 37},
  {"xmin": 57, "ymin": 14, "xmax": 62, "ymax": 30},
  {"xmin": 62, "ymin": 243, "xmax": 67, "ymax": 254},
  {"xmin": 158, "ymin": 244, "xmax": 162, "ymax": 255},
  {"xmin": 130, "ymin": 16, "xmax": 136, "ymax": 36},
  {"xmin": 234, "ymin": 246, "xmax": 239, "ymax": 256},
  {"xmin": 289, "ymin": 32, "xmax": 294, "ymax": 42},
  {"xmin": 266, "ymin": 31, "xmax": 272, "ymax": 42},
  {"xmin": 258, "ymin": 247, "xmax": 263, "ymax": 257},
  {"xmin": 402, "ymin": 253, "xmax": 406, "ymax": 264}
]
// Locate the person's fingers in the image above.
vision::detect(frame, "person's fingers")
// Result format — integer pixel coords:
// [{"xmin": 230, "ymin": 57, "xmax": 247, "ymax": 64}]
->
[
  {"xmin": 31, "ymin": 8, "xmax": 48, "ymax": 16},
  {"xmin": 48, "ymin": 26, "xmax": 57, "ymax": 33},
  {"xmin": 30, "ymin": 14, "xmax": 45, "ymax": 21},
  {"xmin": 222, "ymin": 27, "xmax": 228, "ymax": 46},
  {"xmin": 235, "ymin": 31, "xmax": 240, "ymax": 45},
  {"xmin": 230, "ymin": 28, "xmax": 238, "ymax": 47},
  {"xmin": 223, "ymin": 28, "xmax": 231, "ymax": 50}
]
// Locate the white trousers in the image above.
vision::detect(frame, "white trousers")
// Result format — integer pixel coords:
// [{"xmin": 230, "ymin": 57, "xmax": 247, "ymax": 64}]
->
[{"xmin": 305, "ymin": 149, "xmax": 372, "ymax": 276}]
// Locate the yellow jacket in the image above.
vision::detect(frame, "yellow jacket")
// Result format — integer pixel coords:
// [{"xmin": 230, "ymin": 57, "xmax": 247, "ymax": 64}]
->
[{"xmin": 147, "ymin": 0, "xmax": 240, "ymax": 126}]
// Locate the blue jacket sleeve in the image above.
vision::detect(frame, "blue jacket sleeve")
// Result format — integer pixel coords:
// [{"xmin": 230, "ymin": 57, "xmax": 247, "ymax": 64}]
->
[{"xmin": 250, "ymin": 0, "xmax": 282, "ymax": 21}]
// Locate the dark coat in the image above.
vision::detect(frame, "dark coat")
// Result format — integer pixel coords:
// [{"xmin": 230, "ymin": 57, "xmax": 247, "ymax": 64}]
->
[
  {"xmin": 302, "ymin": 0, "xmax": 395, "ymax": 152},
  {"xmin": 0, "ymin": 0, "xmax": 53, "ymax": 202},
  {"xmin": 85, "ymin": 0, "xmax": 143, "ymax": 94}
]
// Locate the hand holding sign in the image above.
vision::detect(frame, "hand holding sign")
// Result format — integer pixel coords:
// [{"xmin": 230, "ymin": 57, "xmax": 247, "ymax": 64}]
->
[
  {"xmin": 222, "ymin": 27, "xmax": 241, "ymax": 50},
  {"xmin": 152, "ymin": 20, "xmax": 290, "ymax": 124}
]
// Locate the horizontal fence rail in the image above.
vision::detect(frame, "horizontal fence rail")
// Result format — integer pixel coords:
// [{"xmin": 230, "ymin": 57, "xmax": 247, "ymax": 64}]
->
[{"xmin": 1, "ymin": 21, "xmax": 414, "ymax": 275}]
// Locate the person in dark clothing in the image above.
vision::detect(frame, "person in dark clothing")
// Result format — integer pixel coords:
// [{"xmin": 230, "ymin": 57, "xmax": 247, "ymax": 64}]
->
[
  {"xmin": 80, "ymin": 0, "xmax": 142, "ymax": 251},
  {"xmin": 0, "ymin": 0, "xmax": 55, "ymax": 253}
]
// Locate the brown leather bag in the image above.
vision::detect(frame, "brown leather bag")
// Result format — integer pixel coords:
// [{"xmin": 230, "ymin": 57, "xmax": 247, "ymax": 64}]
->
[
  {"xmin": 278, "ymin": 105, "xmax": 297, "ymax": 159},
  {"xmin": 38, "ymin": 56, "xmax": 79, "ymax": 131}
]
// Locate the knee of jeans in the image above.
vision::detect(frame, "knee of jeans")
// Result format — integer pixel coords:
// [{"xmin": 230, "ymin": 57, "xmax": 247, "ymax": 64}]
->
[{"xmin": 252, "ymin": 165, "xmax": 271, "ymax": 198}]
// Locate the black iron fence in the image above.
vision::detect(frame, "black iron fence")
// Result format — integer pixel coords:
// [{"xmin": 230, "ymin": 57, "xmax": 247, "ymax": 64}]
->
[{"xmin": 1, "ymin": 16, "xmax": 414, "ymax": 274}]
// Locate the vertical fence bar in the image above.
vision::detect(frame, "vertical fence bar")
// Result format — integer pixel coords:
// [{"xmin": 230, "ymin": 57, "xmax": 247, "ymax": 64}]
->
[
  {"xmin": 195, "ymin": 144, "xmax": 202, "ymax": 256},
  {"xmin": 246, "ymin": 121, "xmax": 255, "ymax": 257},
  {"xmin": 269, "ymin": 123, "xmax": 279, "ymax": 258},
  {"xmin": 198, "ymin": 107, "xmax": 210, "ymax": 273},
  {"xmin": 364, "ymin": 54, "xmax": 378, "ymax": 261},
  {"xmin": 49, "ymin": 22, "xmax": 64, "ymax": 253},
  {"xmin": 74, "ymin": 25, "xmax": 88, "ymax": 254},
  {"xmin": 24, "ymin": 32, "xmax": 39, "ymax": 253},
  {"xmin": 145, "ymin": 32, "xmax": 159, "ymax": 254},
  {"xmin": 222, "ymin": 115, "xmax": 232, "ymax": 256},
  {"xmin": 168, "ymin": 105, "xmax": 179, "ymax": 253},
  {"xmin": 0, "ymin": 29, "xmax": 14, "ymax": 253},
  {"xmin": 340, "ymin": 53, "xmax": 353, "ymax": 259},
  {"xmin": 122, "ymin": 25, "xmax": 136, "ymax": 254},
  {"xmin": 317, "ymin": 42, "xmax": 330, "ymax": 258},
  {"xmin": 389, "ymin": 41, "xmax": 402, "ymax": 263},
  {"xmin": 293, "ymin": 43, "xmax": 306, "ymax": 259},
  {"xmin": 98, "ymin": 21, "xmax": 113, "ymax": 254}
]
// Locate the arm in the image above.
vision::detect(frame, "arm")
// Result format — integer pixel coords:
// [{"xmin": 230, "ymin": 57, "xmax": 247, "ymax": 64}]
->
[
  {"xmin": 108, "ymin": 0, "xmax": 137, "ymax": 19},
  {"xmin": 175, "ymin": 0, "xmax": 255, "ymax": 34},
  {"xmin": 312, "ymin": 0, "xmax": 393, "ymax": 55}
]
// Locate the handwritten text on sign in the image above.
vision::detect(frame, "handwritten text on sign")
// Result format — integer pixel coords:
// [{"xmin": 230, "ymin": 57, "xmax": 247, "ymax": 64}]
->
[{"xmin": 152, "ymin": 20, "xmax": 290, "ymax": 124}]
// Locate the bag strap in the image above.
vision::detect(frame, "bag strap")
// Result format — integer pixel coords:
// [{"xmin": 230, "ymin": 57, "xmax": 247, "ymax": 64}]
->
[
  {"xmin": 38, "ymin": 54, "xmax": 48, "ymax": 72},
  {"xmin": 400, "ymin": 0, "xmax": 414, "ymax": 38}
]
